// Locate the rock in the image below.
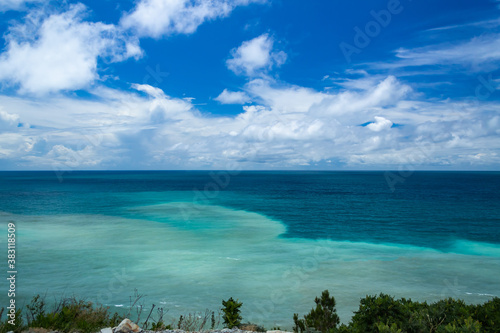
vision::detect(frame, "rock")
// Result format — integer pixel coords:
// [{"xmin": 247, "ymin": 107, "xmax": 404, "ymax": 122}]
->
[
  {"xmin": 101, "ymin": 328, "xmax": 113, "ymax": 333},
  {"xmin": 113, "ymin": 318, "xmax": 142, "ymax": 333}
]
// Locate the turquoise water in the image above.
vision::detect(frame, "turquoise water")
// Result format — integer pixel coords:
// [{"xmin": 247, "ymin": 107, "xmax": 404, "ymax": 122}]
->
[{"xmin": 0, "ymin": 171, "xmax": 499, "ymax": 327}]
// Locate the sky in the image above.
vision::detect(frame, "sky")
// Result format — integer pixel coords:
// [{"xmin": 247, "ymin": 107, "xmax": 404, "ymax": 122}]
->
[{"xmin": 0, "ymin": 0, "xmax": 499, "ymax": 171}]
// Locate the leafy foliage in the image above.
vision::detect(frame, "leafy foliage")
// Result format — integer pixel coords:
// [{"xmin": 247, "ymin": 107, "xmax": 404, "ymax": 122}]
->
[
  {"xmin": 293, "ymin": 290, "xmax": 340, "ymax": 333},
  {"xmin": 470, "ymin": 297, "xmax": 500, "ymax": 333},
  {"xmin": 1, "ymin": 291, "xmax": 498, "ymax": 333},
  {"xmin": 150, "ymin": 320, "xmax": 172, "ymax": 331},
  {"xmin": 222, "ymin": 297, "xmax": 243, "ymax": 329},
  {"xmin": 294, "ymin": 292, "xmax": 499, "ymax": 333},
  {"xmin": 0, "ymin": 308, "xmax": 24, "ymax": 333},
  {"xmin": 349, "ymin": 293, "xmax": 408, "ymax": 332},
  {"xmin": 25, "ymin": 295, "xmax": 121, "ymax": 333},
  {"xmin": 348, "ymin": 295, "xmax": 489, "ymax": 333}
]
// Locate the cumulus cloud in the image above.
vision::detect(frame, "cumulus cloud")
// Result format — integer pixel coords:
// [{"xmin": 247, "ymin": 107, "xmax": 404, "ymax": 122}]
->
[
  {"xmin": 0, "ymin": 109, "xmax": 19, "ymax": 125},
  {"xmin": 245, "ymin": 78, "xmax": 327, "ymax": 112},
  {"xmin": 0, "ymin": 2, "xmax": 497, "ymax": 170},
  {"xmin": 0, "ymin": 4, "xmax": 142, "ymax": 95},
  {"xmin": 214, "ymin": 89, "xmax": 251, "ymax": 104},
  {"xmin": 0, "ymin": 109, "xmax": 20, "ymax": 132},
  {"xmin": 367, "ymin": 116, "xmax": 393, "ymax": 132},
  {"xmin": 121, "ymin": 0, "xmax": 266, "ymax": 38},
  {"xmin": 46, "ymin": 144, "xmax": 102, "ymax": 168},
  {"xmin": 2, "ymin": 74, "xmax": 498, "ymax": 170},
  {"xmin": 226, "ymin": 34, "xmax": 287, "ymax": 76},
  {"xmin": 133, "ymin": 83, "xmax": 167, "ymax": 99}
]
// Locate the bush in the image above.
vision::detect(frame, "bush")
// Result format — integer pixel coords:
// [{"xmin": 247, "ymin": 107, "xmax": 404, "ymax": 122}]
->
[
  {"xmin": 438, "ymin": 317, "xmax": 481, "ymax": 333},
  {"xmin": 222, "ymin": 297, "xmax": 243, "ymax": 329},
  {"xmin": 293, "ymin": 290, "xmax": 340, "ymax": 333},
  {"xmin": 25, "ymin": 295, "xmax": 121, "ymax": 333},
  {"xmin": 348, "ymin": 294, "xmax": 483, "ymax": 333},
  {"xmin": 150, "ymin": 320, "xmax": 172, "ymax": 331},
  {"xmin": 471, "ymin": 297, "xmax": 500, "ymax": 332},
  {"xmin": 375, "ymin": 322, "xmax": 402, "ymax": 333},
  {"xmin": 296, "ymin": 292, "xmax": 496, "ymax": 333},
  {"xmin": 349, "ymin": 293, "xmax": 407, "ymax": 332},
  {"xmin": 0, "ymin": 308, "xmax": 24, "ymax": 333}
]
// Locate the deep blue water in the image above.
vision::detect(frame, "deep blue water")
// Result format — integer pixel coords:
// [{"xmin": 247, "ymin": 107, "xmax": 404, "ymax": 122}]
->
[
  {"xmin": 1, "ymin": 171, "xmax": 499, "ymax": 250},
  {"xmin": 0, "ymin": 171, "xmax": 499, "ymax": 326}
]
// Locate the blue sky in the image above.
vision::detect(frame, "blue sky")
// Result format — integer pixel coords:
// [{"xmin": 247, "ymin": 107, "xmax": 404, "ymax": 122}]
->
[{"xmin": 0, "ymin": 0, "xmax": 499, "ymax": 170}]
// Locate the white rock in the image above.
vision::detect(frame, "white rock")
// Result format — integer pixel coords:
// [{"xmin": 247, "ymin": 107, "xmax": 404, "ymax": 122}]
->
[
  {"xmin": 113, "ymin": 318, "xmax": 142, "ymax": 333},
  {"xmin": 101, "ymin": 328, "xmax": 113, "ymax": 333}
]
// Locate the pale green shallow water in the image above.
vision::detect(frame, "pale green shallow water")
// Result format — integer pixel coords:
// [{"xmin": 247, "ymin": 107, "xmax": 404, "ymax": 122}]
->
[{"xmin": 2, "ymin": 202, "xmax": 499, "ymax": 328}]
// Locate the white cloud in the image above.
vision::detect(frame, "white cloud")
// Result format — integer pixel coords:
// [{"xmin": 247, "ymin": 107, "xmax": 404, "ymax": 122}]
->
[
  {"xmin": 214, "ymin": 89, "xmax": 251, "ymax": 104},
  {"xmin": 0, "ymin": 4, "xmax": 142, "ymax": 95},
  {"xmin": 372, "ymin": 20, "xmax": 500, "ymax": 73},
  {"xmin": 46, "ymin": 144, "xmax": 101, "ymax": 168},
  {"xmin": 393, "ymin": 34, "xmax": 500, "ymax": 71},
  {"xmin": 367, "ymin": 116, "xmax": 393, "ymax": 132},
  {"xmin": 1, "ymin": 74, "xmax": 499, "ymax": 170},
  {"xmin": 245, "ymin": 75, "xmax": 410, "ymax": 119},
  {"xmin": 226, "ymin": 34, "xmax": 287, "ymax": 76},
  {"xmin": 0, "ymin": 109, "xmax": 20, "ymax": 132},
  {"xmin": 0, "ymin": 109, "xmax": 19, "ymax": 125},
  {"xmin": 121, "ymin": 0, "xmax": 266, "ymax": 38},
  {"xmin": 133, "ymin": 83, "xmax": 167, "ymax": 99},
  {"xmin": 0, "ymin": 0, "xmax": 40, "ymax": 12},
  {"xmin": 246, "ymin": 78, "xmax": 327, "ymax": 112}
]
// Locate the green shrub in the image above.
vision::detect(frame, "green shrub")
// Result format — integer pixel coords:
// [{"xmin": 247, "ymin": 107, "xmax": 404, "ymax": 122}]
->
[
  {"xmin": 471, "ymin": 297, "xmax": 500, "ymax": 332},
  {"xmin": 294, "ymin": 291, "xmax": 498, "ymax": 333},
  {"xmin": 150, "ymin": 320, "xmax": 172, "ymax": 331},
  {"xmin": 349, "ymin": 293, "xmax": 407, "ymax": 332},
  {"xmin": 25, "ymin": 295, "xmax": 121, "ymax": 333},
  {"xmin": 438, "ymin": 317, "xmax": 481, "ymax": 333},
  {"xmin": 293, "ymin": 290, "xmax": 340, "ymax": 333},
  {"xmin": 375, "ymin": 322, "xmax": 402, "ymax": 333},
  {"xmin": 0, "ymin": 308, "xmax": 24, "ymax": 333},
  {"xmin": 222, "ymin": 297, "xmax": 243, "ymax": 329}
]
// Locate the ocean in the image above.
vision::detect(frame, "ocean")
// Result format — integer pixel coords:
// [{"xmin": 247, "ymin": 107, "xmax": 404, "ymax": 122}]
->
[{"xmin": 1, "ymin": 171, "xmax": 499, "ymax": 327}]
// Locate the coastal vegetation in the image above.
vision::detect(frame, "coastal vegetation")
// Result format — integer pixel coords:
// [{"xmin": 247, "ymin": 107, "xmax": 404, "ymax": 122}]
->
[
  {"xmin": 1, "ymin": 291, "xmax": 498, "ymax": 333},
  {"xmin": 293, "ymin": 291, "xmax": 500, "ymax": 333},
  {"xmin": 221, "ymin": 297, "xmax": 243, "ymax": 329}
]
